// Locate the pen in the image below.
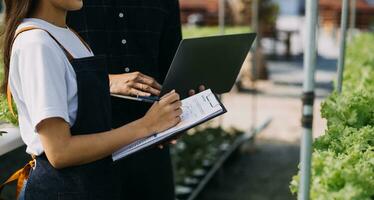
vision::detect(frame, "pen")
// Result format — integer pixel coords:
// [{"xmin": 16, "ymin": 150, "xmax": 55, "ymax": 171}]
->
[
  {"xmin": 136, "ymin": 95, "xmax": 160, "ymax": 103},
  {"xmin": 110, "ymin": 94, "xmax": 159, "ymax": 103}
]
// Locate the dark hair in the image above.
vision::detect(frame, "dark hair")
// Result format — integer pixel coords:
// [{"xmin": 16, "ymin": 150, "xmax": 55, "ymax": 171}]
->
[{"xmin": 1, "ymin": 0, "xmax": 37, "ymax": 93}]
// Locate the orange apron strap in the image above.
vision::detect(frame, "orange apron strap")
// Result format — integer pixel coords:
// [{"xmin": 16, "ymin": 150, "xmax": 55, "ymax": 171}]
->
[
  {"xmin": 11, "ymin": 26, "xmax": 40, "ymax": 44},
  {"xmin": 0, "ymin": 160, "xmax": 35, "ymax": 199},
  {"xmin": 6, "ymin": 82, "xmax": 15, "ymax": 117}
]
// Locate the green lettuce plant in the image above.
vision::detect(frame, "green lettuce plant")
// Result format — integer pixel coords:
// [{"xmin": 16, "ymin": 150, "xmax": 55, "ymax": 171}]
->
[{"xmin": 291, "ymin": 33, "xmax": 374, "ymax": 199}]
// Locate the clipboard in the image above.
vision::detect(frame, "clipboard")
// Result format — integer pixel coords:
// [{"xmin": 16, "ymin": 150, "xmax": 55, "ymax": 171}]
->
[{"xmin": 112, "ymin": 89, "xmax": 227, "ymax": 161}]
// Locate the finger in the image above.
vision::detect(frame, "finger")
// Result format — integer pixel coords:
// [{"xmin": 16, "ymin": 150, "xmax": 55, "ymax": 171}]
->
[
  {"xmin": 139, "ymin": 74, "xmax": 162, "ymax": 90},
  {"xmin": 174, "ymin": 107, "xmax": 183, "ymax": 116},
  {"xmin": 199, "ymin": 85, "xmax": 206, "ymax": 92},
  {"xmin": 173, "ymin": 116, "xmax": 182, "ymax": 125},
  {"xmin": 160, "ymin": 90, "xmax": 175, "ymax": 100},
  {"xmin": 137, "ymin": 75, "xmax": 161, "ymax": 89},
  {"xmin": 130, "ymin": 72, "xmax": 142, "ymax": 81},
  {"xmin": 132, "ymin": 76, "xmax": 161, "ymax": 95},
  {"xmin": 171, "ymin": 101, "xmax": 182, "ymax": 111},
  {"xmin": 133, "ymin": 83, "xmax": 160, "ymax": 96},
  {"xmin": 129, "ymin": 88, "xmax": 151, "ymax": 97},
  {"xmin": 163, "ymin": 92, "xmax": 180, "ymax": 104},
  {"xmin": 189, "ymin": 89, "xmax": 195, "ymax": 96}
]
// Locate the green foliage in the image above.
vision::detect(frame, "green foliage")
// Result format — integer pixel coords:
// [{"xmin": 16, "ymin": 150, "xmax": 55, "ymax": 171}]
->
[
  {"xmin": 291, "ymin": 33, "xmax": 374, "ymax": 199},
  {"xmin": 308, "ymin": 149, "xmax": 374, "ymax": 200},
  {"xmin": 0, "ymin": 67, "xmax": 18, "ymax": 126},
  {"xmin": 182, "ymin": 26, "xmax": 251, "ymax": 39},
  {"xmin": 342, "ymin": 34, "xmax": 374, "ymax": 93},
  {"xmin": 321, "ymin": 91, "xmax": 374, "ymax": 129},
  {"xmin": 0, "ymin": 94, "xmax": 18, "ymax": 126}
]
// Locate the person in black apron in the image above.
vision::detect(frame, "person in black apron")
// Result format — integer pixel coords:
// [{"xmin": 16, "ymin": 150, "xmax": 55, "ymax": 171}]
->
[
  {"xmin": 67, "ymin": 2, "xmax": 183, "ymax": 199},
  {"xmin": 1, "ymin": 1, "xmax": 182, "ymax": 199}
]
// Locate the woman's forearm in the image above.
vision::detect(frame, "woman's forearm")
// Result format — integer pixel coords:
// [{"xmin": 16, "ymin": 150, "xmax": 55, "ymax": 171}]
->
[
  {"xmin": 38, "ymin": 117, "xmax": 151, "ymax": 169},
  {"xmin": 38, "ymin": 91, "xmax": 181, "ymax": 169}
]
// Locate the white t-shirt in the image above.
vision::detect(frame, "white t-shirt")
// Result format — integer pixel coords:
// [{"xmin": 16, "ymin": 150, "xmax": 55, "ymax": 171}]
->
[{"xmin": 9, "ymin": 18, "xmax": 94, "ymax": 156}]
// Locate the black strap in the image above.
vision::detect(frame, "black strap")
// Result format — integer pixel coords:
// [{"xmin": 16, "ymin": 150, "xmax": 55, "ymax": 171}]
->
[
  {"xmin": 301, "ymin": 91, "xmax": 315, "ymax": 129},
  {"xmin": 301, "ymin": 91, "xmax": 315, "ymax": 106}
]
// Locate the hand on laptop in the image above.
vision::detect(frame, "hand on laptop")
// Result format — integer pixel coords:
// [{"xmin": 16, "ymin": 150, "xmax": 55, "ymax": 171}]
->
[{"xmin": 109, "ymin": 71, "xmax": 162, "ymax": 96}]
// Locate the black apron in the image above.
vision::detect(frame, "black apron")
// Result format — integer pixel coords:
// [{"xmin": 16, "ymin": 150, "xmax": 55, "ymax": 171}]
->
[{"xmin": 15, "ymin": 27, "xmax": 119, "ymax": 200}]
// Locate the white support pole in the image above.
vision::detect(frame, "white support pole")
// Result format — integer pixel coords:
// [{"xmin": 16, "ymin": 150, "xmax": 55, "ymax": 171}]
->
[
  {"xmin": 349, "ymin": 0, "xmax": 357, "ymax": 37},
  {"xmin": 337, "ymin": 0, "xmax": 350, "ymax": 93},
  {"xmin": 219, "ymin": 0, "xmax": 225, "ymax": 35},
  {"xmin": 298, "ymin": 0, "xmax": 318, "ymax": 199}
]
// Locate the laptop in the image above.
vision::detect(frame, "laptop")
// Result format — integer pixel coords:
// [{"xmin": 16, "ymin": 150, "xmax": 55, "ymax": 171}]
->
[{"xmin": 111, "ymin": 33, "xmax": 257, "ymax": 101}]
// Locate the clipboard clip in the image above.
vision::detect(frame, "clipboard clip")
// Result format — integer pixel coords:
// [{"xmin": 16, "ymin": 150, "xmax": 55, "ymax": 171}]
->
[{"xmin": 206, "ymin": 93, "xmax": 220, "ymax": 108}]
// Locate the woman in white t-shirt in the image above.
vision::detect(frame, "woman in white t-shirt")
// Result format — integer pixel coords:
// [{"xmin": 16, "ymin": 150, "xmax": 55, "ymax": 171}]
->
[{"xmin": 0, "ymin": 0, "xmax": 182, "ymax": 199}]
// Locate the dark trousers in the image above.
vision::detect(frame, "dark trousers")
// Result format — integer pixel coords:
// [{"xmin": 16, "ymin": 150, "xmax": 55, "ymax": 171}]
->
[
  {"xmin": 111, "ymin": 99, "xmax": 175, "ymax": 200},
  {"xmin": 114, "ymin": 147, "xmax": 175, "ymax": 200}
]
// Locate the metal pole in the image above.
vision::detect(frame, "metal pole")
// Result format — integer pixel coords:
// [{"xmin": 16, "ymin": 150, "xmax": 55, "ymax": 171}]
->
[
  {"xmin": 349, "ymin": 0, "xmax": 356, "ymax": 37},
  {"xmin": 251, "ymin": 0, "xmax": 259, "ymax": 130},
  {"xmin": 298, "ymin": 0, "xmax": 318, "ymax": 199},
  {"xmin": 219, "ymin": 0, "xmax": 225, "ymax": 35},
  {"xmin": 337, "ymin": 0, "xmax": 349, "ymax": 93},
  {"xmin": 251, "ymin": 0, "xmax": 259, "ymax": 50}
]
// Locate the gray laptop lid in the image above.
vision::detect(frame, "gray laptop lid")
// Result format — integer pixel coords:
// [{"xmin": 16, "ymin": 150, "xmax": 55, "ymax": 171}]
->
[{"xmin": 160, "ymin": 33, "xmax": 257, "ymax": 98}]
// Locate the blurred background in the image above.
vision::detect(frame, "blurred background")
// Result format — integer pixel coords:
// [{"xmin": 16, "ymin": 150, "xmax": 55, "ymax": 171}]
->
[
  {"xmin": 174, "ymin": 1, "xmax": 373, "ymax": 199},
  {"xmin": 1, "ymin": 0, "xmax": 374, "ymax": 200}
]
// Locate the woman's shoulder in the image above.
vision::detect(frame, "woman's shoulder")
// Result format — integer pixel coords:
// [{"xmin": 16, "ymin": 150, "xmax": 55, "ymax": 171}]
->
[
  {"xmin": 12, "ymin": 26, "xmax": 57, "ymax": 52},
  {"xmin": 11, "ymin": 25, "xmax": 66, "ymax": 67}
]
